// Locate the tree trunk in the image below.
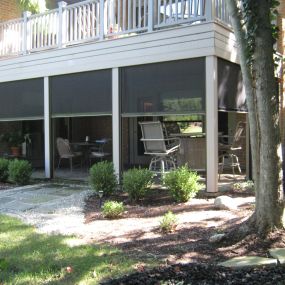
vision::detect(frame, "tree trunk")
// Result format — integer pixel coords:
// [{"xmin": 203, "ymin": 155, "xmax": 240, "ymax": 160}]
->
[
  {"xmin": 253, "ymin": 1, "xmax": 284, "ymax": 233},
  {"xmin": 228, "ymin": 0, "xmax": 284, "ymax": 235}
]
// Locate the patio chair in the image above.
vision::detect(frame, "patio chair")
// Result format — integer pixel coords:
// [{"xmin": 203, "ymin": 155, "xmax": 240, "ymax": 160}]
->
[
  {"xmin": 218, "ymin": 121, "xmax": 246, "ymax": 176},
  {"xmin": 139, "ymin": 121, "xmax": 180, "ymax": 175},
  {"xmin": 56, "ymin": 137, "xmax": 83, "ymax": 171},
  {"xmin": 89, "ymin": 139, "xmax": 111, "ymax": 165}
]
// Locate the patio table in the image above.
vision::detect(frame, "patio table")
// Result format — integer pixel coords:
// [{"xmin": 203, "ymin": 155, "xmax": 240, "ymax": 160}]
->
[{"xmin": 70, "ymin": 142, "xmax": 97, "ymax": 167}]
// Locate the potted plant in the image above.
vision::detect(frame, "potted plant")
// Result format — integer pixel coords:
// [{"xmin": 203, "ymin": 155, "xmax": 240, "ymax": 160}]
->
[{"xmin": 0, "ymin": 131, "xmax": 24, "ymax": 156}]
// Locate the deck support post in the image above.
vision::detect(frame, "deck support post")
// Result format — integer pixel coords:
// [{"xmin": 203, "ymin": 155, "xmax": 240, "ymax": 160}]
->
[
  {"xmin": 112, "ymin": 68, "xmax": 121, "ymax": 181},
  {"xmin": 44, "ymin": 76, "xmax": 52, "ymax": 178},
  {"xmin": 206, "ymin": 56, "xmax": 218, "ymax": 192}
]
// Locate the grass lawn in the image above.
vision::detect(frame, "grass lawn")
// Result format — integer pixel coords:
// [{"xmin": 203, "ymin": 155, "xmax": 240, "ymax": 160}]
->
[{"xmin": 0, "ymin": 214, "xmax": 155, "ymax": 285}]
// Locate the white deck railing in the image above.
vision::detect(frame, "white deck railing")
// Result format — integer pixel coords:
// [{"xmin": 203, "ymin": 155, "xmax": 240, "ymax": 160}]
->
[{"xmin": 0, "ymin": 0, "xmax": 231, "ymax": 58}]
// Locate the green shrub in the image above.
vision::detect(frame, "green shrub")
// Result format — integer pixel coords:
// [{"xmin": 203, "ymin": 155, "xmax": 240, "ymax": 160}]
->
[
  {"xmin": 159, "ymin": 211, "xmax": 178, "ymax": 233},
  {"xmin": 102, "ymin": 201, "xmax": 125, "ymax": 219},
  {"xmin": 0, "ymin": 158, "xmax": 9, "ymax": 182},
  {"xmin": 163, "ymin": 165, "xmax": 202, "ymax": 203},
  {"xmin": 8, "ymin": 159, "xmax": 32, "ymax": 185},
  {"xmin": 89, "ymin": 161, "xmax": 117, "ymax": 196},
  {"xmin": 123, "ymin": 168, "xmax": 153, "ymax": 201}
]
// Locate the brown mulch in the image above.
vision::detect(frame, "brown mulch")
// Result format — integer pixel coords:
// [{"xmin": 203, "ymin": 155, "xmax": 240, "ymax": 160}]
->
[
  {"xmin": 0, "ymin": 182, "xmax": 14, "ymax": 191},
  {"xmin": 84, "ymin": 188, "xmax": 285, "ymax": 265},
  {"xmin": 85, "ymin": 188, "xmax": 285, "ymax": 284}
]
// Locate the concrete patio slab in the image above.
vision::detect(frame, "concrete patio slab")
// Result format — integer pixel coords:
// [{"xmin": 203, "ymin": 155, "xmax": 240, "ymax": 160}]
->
[
  {"xmin": 0, "ymin": 183, "xmax": 91, "ymax": 217},
  {"xmin": 19, "ymin": 194, "xmax": 60, "ymax": 204},
  {"xmin": 218, "ymin": 256, "xmax": 277, "ymax": 268},
  {"xmin": 0, "ymin": 197, "xmax": 14, "ymax": 205},
  {"xmin": 269, "ymin": 248, "xmax": 285, "ymax": 264},
  {"xmin": 0, "ymin": 200, "xmax": 37, "ymax": 211}
]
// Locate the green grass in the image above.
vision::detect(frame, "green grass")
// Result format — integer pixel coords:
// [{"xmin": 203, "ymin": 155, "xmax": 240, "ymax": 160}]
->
[{"xmin": 0, "ymin": 214, "xmax": 154, "ymax": 285}]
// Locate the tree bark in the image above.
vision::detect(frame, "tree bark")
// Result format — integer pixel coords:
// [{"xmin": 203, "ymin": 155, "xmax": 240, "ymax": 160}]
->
[
  {"xmin": 228, "ymin": 0, "xmax": 284, "ymax": 235},
  {"xmin": 253, "ymin": 0, "xmax": 284, "ymax": 232}
]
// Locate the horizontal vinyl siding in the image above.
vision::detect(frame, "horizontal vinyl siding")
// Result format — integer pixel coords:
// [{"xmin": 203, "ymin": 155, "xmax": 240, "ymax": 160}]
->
[{"xmin": 0, "ymin": 22, "xmax": 238, "ymax": 83}]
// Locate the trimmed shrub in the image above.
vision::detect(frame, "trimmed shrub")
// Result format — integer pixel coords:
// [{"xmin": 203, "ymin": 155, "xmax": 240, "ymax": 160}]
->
[
  {"xmin": 123, "ymin": 168, "xmax": 153, "ymax": 201},
  {"xmin": 102, "ymin": 201, "xmax": 125, "ymax": 219},
  {"xmin": 8, "ymin": 159, "xmax": 32, "ymax": 185},
  {"xmin": 89, "ymin": 161, "xmax": 117, "ymax": 196},
  {"xmin": 163, "ymin": 165, "xmax": 202, "ymax": 203},
  {"xmin": 0, "ymin": 158, "xmax": 9, "ymax": 182},
  {"xmin": 159, "ymin": 211, "xmax": 178, "ymax": 233}
]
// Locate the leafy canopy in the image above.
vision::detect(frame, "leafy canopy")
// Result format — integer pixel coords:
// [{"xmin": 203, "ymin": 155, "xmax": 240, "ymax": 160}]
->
[{"xmin": 18, "ymin": 0, "xmax": 46, "ymax": 13}]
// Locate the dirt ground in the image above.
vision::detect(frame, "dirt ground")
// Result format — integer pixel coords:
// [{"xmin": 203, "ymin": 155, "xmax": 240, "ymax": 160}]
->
[{"xmin": 84, "ymin": 187, "xmax": 285, "ymax": 265}]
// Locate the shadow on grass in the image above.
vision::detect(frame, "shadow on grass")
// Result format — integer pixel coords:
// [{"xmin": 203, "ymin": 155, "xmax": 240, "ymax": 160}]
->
[{"xmin": 0, "ymin": 215, "xmax": 150, "ymax": 285}]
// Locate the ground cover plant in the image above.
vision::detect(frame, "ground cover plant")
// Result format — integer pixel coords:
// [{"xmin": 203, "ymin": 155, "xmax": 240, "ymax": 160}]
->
[
  {"xmin": 159, "ymin": 211, "xmax": 178, "ymax": 233},
  {"xmin": 102, "ymin": 200, "xmax": 125, "ymax": 219},
  {"xmin": 0, "ymin": 214, "xmax": 154, "ymax": 285}
]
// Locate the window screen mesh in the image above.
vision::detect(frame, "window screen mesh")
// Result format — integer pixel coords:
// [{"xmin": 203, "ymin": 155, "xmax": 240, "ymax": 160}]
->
[
  {"xmin": 0, "ymin": 78, "xmax": 44, "ymax": 120},
  {"xmin": 218, "ymin": 58, "xmax": 247, "ymax": 112},
  {"xmin": 50, "ymin": 69, "xmax": 112, "ymax": 116},
  {"xmin": 121, "ymin": 58, "xmax": 205, "ymax": 115}
]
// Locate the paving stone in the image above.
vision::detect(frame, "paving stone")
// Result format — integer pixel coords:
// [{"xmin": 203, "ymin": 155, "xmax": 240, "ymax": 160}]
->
[
  {"xmin": 269, "ymin": 248, "xmax": 285, "ymax": 264},
  {"xmin": 218, "ymin": 256, "xmax": 277, "ymax": 268},
  {"xmin": 19, "ymin": 194, "xmax": 60, "ymax": 204},
  {"xmin": 1, "ymin": 201, "xmax": 36, "ymax": 211},
  {"xmin": 51, "ymin": 189, "xmax": 85, "ymax": 197},
  {"xmin": 0, "ymin": 197, "xmax": 15, "ymax": 207}
]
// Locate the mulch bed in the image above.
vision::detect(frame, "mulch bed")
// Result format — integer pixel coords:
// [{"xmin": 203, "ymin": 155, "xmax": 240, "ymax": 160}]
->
[
  {"xmin": 84, "ymin": 187, "xmax": 285, "ymax": 284},
  {"xmin": 0, "ymin": 182, "xmax": 14, "ymax": 191},
  {"xmin": 101, "ymin": 263, "xmax": 285, "ymax": 284}
]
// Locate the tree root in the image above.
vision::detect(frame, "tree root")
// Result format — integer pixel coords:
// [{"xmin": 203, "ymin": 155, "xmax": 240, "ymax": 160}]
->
[{"xmin": 219, "ymin": 213, "xmax": 257, "ymax": 246}]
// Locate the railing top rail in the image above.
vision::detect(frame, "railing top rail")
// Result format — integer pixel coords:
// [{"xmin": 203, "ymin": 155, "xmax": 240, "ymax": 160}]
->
[
  {"xmin": 64, "ymin": 0, "xmax": 99, "ymax": 9},
  {"xmin": 28, "ymin": 8, "xmax": 59, "ymax": 19}
]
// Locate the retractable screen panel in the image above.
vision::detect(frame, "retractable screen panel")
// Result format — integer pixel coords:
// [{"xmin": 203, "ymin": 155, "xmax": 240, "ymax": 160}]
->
[
  {"xmin": 51, "ymin": 69, "xmax": 112, "ymax": 117},
  {"xmin": 218, "ymin": 58, "xmax": 247, "ymax": 112},
  {"xmin": 121, "ymin": 58, "xmax": 205, "ymax": 115},
  {"xmin": 0, "ymin": 78, "xmax": 44, "ymax": 120}
]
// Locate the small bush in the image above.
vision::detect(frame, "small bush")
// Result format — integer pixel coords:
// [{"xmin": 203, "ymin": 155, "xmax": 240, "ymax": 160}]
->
[
  {"xmin": 163, "ymin": 165, "xmax": 202, "ymax": 203},
  {"xmin": 102, "ymin": 201, "xmax": 125, "ymax": 219},
  {"xmin": 8, "ymin": 159, "xmax": 32, "ymax": 185},
  {"xmin": 89, "ymin": 161, "xmax": 117, "ymax": 196},
  {"xmin": 123, "ymin": 168, "xmax": 153, "ymax": 201},
  {"xmin": 159, "ymin": 211, "xmax": 178, "ymax": 233},
  {"xmin": 0, "ymin": 158, "xmax": 9, "ymax": 182}
]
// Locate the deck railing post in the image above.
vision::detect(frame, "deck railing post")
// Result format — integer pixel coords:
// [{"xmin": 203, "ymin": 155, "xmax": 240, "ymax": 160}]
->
[
  {"xmin": 205, "ymin": 0, "xmax": 215, "ymax": 21},
  {"xmin": 58, "ymin": 1, "xmax": 67, "ymax": 48},
  {"xmin": 99, "ymin": 0, "xmax": 105, "ymax": 40},
  {"xmin": 148, "ymin": 0, "xmax": 154, "ymax": 32},
  {"xmin": 23, "ymin": 11, "xmax": 31, "ymax": 54}
]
